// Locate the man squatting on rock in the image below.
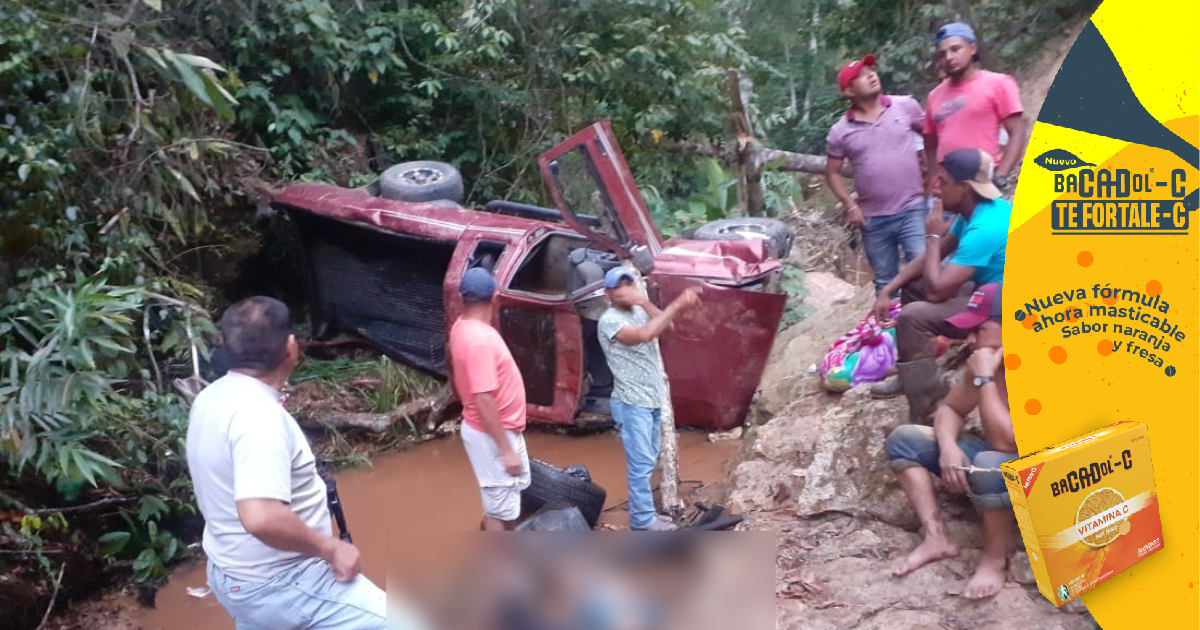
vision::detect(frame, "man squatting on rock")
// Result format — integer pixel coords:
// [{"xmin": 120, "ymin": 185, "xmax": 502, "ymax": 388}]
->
[{"xmin": 885, "ymin": 283, "xmax": 1017, "ymax": 600}]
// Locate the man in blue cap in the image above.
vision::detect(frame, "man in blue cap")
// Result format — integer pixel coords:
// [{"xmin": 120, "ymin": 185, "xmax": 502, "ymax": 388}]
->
[
  {"xmin": 598, "ymin": 268, "xmax": 701, "ymax": 531},
  {"xmin": 923, "ymin": 22, "xmax": 1026, "ymax": 195},
  {"xmin": 449, "ymin": 267, "xmax": 531, "ymax": 531}
]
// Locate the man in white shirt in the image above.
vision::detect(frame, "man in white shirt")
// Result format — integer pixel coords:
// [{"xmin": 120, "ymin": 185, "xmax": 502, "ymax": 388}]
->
[{"xmin": 187, "ymin": 296, "xmax": 386, "ymax": 630}]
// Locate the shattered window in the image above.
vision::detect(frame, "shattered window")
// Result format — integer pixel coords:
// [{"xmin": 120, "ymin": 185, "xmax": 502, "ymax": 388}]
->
[{"xmin": 549, "ymin": 147, "xmax": 628, "ymax": 249}]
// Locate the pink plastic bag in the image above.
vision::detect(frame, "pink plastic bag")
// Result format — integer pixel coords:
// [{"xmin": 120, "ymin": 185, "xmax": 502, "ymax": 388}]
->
[
  {"xmin": 850, "ymin": 336, "xmax": 897, "ymax": 383},
  {"xmin": 819, "ymin": 299, "xmax": 901, "ymax": 391}
]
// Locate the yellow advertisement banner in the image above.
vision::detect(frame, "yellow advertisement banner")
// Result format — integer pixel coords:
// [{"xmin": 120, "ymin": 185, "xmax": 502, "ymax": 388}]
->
[{"xmin": 1005, "ymin": 0, "xmax": 1198, "ymax": 626}]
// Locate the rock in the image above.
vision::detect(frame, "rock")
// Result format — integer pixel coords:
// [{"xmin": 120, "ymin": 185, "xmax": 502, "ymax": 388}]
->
[
  {"xmin": 756, "ymin": 284, "xmax": 875, "ymax": 417},
  {"xmin": 707, "ymin": 427, "xmax": 743, "ymax": 442},
  {"xmin": 792, "ymin": 400, "xmax": 914, "ymax": 527},
  {"xmin": 1009, "ymin": 551, "xmax": 1038, "ymax": 585},
  {"xmin": 802, "ymin": 271, "xmax": 858, "ymax": 311},
  {"xmin": 734, "ymin": 318, "xmax": 1091, "ymax": 630},
  {"xmin": 744, "ymin": 202, "xmax": 1091, "ymax": 628},
  {"xmin": 730, "ymin": 460, "xmax": 794, "ymax": 513}
]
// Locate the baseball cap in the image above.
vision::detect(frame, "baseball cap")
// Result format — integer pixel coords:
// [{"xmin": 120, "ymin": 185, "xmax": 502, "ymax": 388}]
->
[
  {"xmin": 460, "ymin": 267, "xmax": 497, "ymax": 303},
  {"xmin": 935, "ymin": 22, "xmax": 976, "ymax": 45},
  {"xmin": 946, "ymin": 283, "xmax": 1003, "ymax": 329},
  {"xmin": 604, "ymin": 267, "xmax": 637, "ymax": 290},
  {"xmin": 940, "ymin": 148, "xmax": 1002, "ymax": 200},
  {"xmin": 837, "ymin": 54, "xmax": 876, "ymax": 91}
]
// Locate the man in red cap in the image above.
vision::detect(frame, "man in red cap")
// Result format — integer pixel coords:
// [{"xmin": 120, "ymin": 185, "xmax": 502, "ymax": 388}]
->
[
  {"xmin": 884, "ymin": 282, "xmax": 1017, "ymax": 600},
  {"xmin": 825, "ymin": 54, "xmax": 930, "ymax": 295}
]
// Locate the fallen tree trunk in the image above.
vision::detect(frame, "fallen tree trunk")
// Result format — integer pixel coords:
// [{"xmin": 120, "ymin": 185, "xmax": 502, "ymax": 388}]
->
[
  {"xmin": 755, "ymin": 145, "xmax": 855, "ymax": 177},
  {"xmin": 300, "ymin": 412, "xmax": 395, "ymax": 432},
  {"xmin": 648, "ymin": 137, "xmax": 854, "ymax": 177},
  {"xmin": 300, "ymin": 385, "xmax": 459, "ymax": 433}
]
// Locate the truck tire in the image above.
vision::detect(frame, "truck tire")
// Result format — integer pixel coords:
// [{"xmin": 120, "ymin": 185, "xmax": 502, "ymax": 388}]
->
[
  {"xmin": 379, "ymin": 161, "xmax": 464, "ymax": 203},
  {"xmin": 692, "ymin": 217, "xmax": 794, "ymax": 259},
  {"xmin": 520, "ymin": 459, "xmax": 607, "ymax": 527}
]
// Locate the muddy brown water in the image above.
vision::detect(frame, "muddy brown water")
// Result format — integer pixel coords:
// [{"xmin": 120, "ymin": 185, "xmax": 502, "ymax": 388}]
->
[{"xmin": 131, "ymin": 429, "xmax": 740, "ymax": 630}]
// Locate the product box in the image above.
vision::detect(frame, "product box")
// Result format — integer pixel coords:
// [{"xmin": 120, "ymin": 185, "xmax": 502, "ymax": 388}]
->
[{"xmin": 1001, "ymin": 421, "xmax": 1163, "ymax": 607}]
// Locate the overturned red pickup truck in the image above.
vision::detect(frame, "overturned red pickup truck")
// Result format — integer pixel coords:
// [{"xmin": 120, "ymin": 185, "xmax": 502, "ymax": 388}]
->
[{"xmin": 272, "ymin": 121, "xmax": 792, "ymax": 431}]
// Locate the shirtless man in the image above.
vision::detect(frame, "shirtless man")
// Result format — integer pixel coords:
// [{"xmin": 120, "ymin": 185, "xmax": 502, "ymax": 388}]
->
[{"xmin": 884, "ymin": 282, "xmax": 1016, "ymax": 599}]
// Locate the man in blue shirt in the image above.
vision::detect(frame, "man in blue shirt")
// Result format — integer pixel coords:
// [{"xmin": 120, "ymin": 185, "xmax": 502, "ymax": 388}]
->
[{"xmin": 870, "ymin": 148, "xmax": 1010, "ymax": 426}]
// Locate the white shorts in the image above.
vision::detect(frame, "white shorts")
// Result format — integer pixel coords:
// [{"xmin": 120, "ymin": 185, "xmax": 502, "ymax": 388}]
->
[{"xmin": 461, "ymin": 422, "xmax": 531, "ymax": 521}]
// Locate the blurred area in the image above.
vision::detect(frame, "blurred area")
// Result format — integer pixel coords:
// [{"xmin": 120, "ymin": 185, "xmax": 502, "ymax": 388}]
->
[{"xmin": 388, "ymin": 533, "xmax": 775, "ymax": 630}]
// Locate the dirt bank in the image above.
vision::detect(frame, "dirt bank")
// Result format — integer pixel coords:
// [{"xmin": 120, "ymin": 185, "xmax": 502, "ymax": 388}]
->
[{"xmin": 734, "ymin": 268, "xmax": 1098, "ymax": 629}]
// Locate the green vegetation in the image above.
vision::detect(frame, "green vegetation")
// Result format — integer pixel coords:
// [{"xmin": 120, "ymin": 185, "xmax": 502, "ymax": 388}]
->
[{"xmin": 0, "ymin": 0, "xmax": 1096, "ymax": 620}]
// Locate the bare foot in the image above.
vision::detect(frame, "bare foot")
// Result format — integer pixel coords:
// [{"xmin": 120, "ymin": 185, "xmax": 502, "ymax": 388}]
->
[
  {"xmin": 893, "ymin": 534, "xmax": 960, "ymax": 576},
  {"xmin": 962, "ymin": 554, "xmax": 1007, "ymax": 599}
]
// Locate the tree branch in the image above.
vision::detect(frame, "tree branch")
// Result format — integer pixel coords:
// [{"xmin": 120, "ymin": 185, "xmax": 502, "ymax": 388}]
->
[
  {"xmin": 0, "ymin": 491, "xmax": 135, "ymax": 516},
  {"xmin": 35, "ymin": 564, "xmax": 66, "ymax": 630},
  {"xmin": 33, "ymin": 496, "xmax": 135, "ymax": 516}
]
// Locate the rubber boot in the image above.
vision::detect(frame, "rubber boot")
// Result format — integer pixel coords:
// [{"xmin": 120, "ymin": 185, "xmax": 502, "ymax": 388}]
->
[
  {"xmin": 897, "ymin": 358, "xmax": 947, "ymax": 426},
  {"xmin": 869, "ymin": 375, "xmax": 903, "ymax": 398}
]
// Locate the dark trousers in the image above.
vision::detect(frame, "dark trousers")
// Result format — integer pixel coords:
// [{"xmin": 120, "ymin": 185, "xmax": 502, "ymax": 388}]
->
[{"xmin": 895, "ymin": 279, "xmax": 973, "ymax": 362}]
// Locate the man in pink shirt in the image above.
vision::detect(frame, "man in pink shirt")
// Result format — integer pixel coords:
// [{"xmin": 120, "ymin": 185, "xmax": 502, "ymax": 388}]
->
[
  {"xmin": 449, "ymin": 267, "xmax": 531, "ymax": 531},
  {"xmin": 923, "ymin": 22, "xmax": 1026, "ymax": 194}
]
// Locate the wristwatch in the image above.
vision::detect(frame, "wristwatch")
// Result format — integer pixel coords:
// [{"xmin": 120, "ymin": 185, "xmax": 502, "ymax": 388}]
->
[{"xmin": 973, "ymin": 375, "xmax": 995, "ymax": 388}]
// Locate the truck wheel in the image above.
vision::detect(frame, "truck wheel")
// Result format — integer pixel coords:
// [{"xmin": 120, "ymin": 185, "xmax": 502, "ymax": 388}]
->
[
  {"xmin": 692, "ymin": 217, "xmax": 794, "ymax": 259},
  {"xmin": 379, "ymin": 161, "xmax": 464, "ymax": 203},
  {"xmin": 520, "ymin": 459, "xmax": 607, "ymax": 527}
]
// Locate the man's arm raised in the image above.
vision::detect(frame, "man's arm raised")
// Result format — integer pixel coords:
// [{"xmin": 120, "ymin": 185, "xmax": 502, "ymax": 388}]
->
[{"xmin": 614, "ymin": 288, "xmax": 700, "ymax": 345}]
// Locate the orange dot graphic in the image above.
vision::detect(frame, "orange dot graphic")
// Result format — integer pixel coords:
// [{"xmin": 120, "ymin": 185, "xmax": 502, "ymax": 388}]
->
[
  {"xmin": 1064, "ymin": 309, "xmax": 1079, "ymax": 322},
  {"xmin": 1077, "ymin": 251, "xmax": 1093, "ymax": 267},
  {"xmin": 1004, "ymin": 354, "xmax": 1021, "ymax": 370},
  {"xmin": 1025, "ymin": 399, "xmax": 1042, "ymax": 415},
  {"xmin": 1103, "ymin": 292, "xmax": 1119, "ymax": 306},
  {"xmin": 1021, "ymin": 316, "xmax": 1036, "ymax": 330},
  {"xmin": 1049, "ymin": 346, "xmax": 1067, "ymax": 364},
  {"xmin": 1146, "ymin": 280, "xmax": 1162, "ymax": 296},
  {"xmin": 1097, "ymin": 340, "xmax": 1114, "ymax": 356}
]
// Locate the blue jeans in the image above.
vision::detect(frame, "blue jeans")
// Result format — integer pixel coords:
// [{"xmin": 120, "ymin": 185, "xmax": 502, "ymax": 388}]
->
[
  {"xmin": 884, "ymin": 424, "xmax": 1016, "ymax": 511},
  {"xmin": 208, "ymin": 557, "xmax": 389, "ymax": 630},
  {"xmin": 862, "ymin": 203, "xmax": 928, "ymax": 293},
  {"xmin": 610, "ymin": 398, "xmax": 662, "ymax": 529}
]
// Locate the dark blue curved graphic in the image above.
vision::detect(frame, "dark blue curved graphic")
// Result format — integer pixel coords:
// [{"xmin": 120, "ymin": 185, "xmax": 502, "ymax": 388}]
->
[{"xmin": 1039, "ymin": 22, "xmax": 1199, "ymax": 175}]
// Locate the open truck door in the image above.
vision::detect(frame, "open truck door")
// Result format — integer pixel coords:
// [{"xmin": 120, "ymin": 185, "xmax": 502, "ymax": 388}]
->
[
  {"xmin": 538, "ymin": 120, "xmax": 664, "ymax": 259},
  {"xmin": 540, "ymin": 120, "xmax": 787, "ymax": 432}
]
